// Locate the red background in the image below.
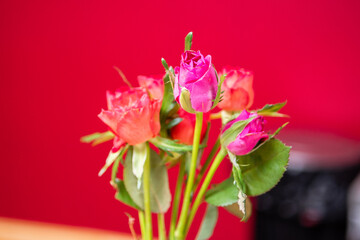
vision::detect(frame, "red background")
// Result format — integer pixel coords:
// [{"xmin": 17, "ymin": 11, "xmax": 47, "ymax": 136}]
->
[{"xmin": 1, "ymin": 0, "xmax": 360, "ymax": 239}]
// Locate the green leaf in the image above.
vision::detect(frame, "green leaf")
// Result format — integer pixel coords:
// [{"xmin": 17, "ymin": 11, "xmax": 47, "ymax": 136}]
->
[
  {"xmin": 236, "ymin": 138, "xmax": 290, "ymax": 196},
  {"xmin": 257, "ymin": 102, "xmax": 288, "ymax": 117},
  {"xmin": 149, "ymin": 136, "xmax": 193, "ymax": 153},
  {"xmin": 114, "ymin": 178, "xmax": 140, "ymax": 210},
  {"xmin": 205, "ymin": 177, "xmax": 238, "ymax": 207},
  {"xmin": 195, "ymin": 204, "xmax": 218, "ymax": 240},
  {"xmin": 205, "ymin": 176, "xmax": 252, "ymax": 221},
  {"xmin": 123, "ymin": 148, "xmax": 171, "ymax": 213},
  {"xmin": 132, "ymin": 143, "xmax": 148, "ymax": 189},
  {"xmin": 224, "ymin": 198, "xmax": 252, "ymax": 221},
  {"xmin": 165, "ymin": 117, "xmax": 183, "ymax": 130},
  {"xmin": 220, "ymin": 117, "xmax": 256, "ymax": 147},
  {"xmin": 80, "ymin": 131, "xmax": 114, "ymax": 146},
  {"xmin": 184, "ymin": 32, "xmax": 193, "ymax": 51},
  {"xmin": 257, "ymin": 101, "xmax": 287, "ymax": 113}
]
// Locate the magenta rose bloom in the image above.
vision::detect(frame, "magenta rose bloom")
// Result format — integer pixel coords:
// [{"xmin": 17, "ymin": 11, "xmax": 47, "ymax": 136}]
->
[
  {"xmin": 223, "ymin": 110, "xmax": 268, "ymax": 155},
  {"xmin": 173, "ymin": 50, "xmax": 218, "ymax": 113}
]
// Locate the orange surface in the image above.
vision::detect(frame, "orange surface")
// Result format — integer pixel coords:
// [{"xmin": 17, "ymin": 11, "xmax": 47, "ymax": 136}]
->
[{"xmin": 0, "ymin": 217, "xmax": 132, "ymax": 240}]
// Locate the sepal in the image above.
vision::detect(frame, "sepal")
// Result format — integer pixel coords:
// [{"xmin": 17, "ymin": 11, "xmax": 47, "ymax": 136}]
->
[
  {"xmin": 257, "ymin": 101, "xmax": 288, "ymax": 117},
  {"xmin": 179, "ymin": 88, "xmax": 196, "ymax": 113},
  {"xmin": 80, "ymin": 131, "xmax": 114, "ymax": 146},
  {"xmin": 184, "ymin": 32, "xmax": 193, "ymax": 51}
]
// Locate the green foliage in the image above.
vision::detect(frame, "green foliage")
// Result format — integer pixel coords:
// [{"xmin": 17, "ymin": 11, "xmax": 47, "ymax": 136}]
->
[
  {"xmin": 257, "ymin": 101, "xmax": 286, "ymax": 113},
  {"xmin": 224, "ymin": 199, "xmax": 252, "ymax": 221},
  {"xmin": 150, "ymin": 136, "xmax": 193, "ymax": 153},
  {"xmin": 160, "ymin": 73, "xmax": 178, "ymax": 137},
  {"xmin": 205, "ymin": 177, "xmax": 238, "ymax": 206},
  {"xmin": 123, "ymin": 147, "xmax": 171, "ymax": 213},
  {"xmin": 80, "ymin": 131, "xmax": 114, "ymax": 146},
  {"xmin": 236, "ymin": 138, "xmax": 290, "ymax": 196},
  {"xmin": 184, "ymin": 32, "xmax": 193, "ymax": 51},
  {"xmin": 195, "ymin": 204, "xmax": 218, "ymax": 240},
  {"xmin": 205, "ymin": 175, "xmax": 252, "ymax": 221},
  {"xmin": 257, "ymin": 101, "xmax": 288, "ymax": 117},
  {"xmin": 114, "ymin": 178, "xmax": 140, "ymax": 210},
  {"xmin": 165, "ymin": 117, "xmax": 183, "ymax": 130}
]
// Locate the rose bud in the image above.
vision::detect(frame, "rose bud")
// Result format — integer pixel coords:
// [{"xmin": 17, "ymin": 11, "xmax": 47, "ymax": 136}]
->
[
  {"xmin": 222, "ymin": 110, "xmax": 268, "ymax": 155},
  {"xmin": 173, "ymin": 50, "xmax": 219, "ymax": 113},
  {"xmin": 98, "ymin": 76, "xmax": 163, "ymax": 146},
  {"xmin": 218, "ymin": 67, "xmax": 254, "ymax": 112},
  {"xmin": 170, "ymin": 108, "xmax": 210, "ymax": 145}
]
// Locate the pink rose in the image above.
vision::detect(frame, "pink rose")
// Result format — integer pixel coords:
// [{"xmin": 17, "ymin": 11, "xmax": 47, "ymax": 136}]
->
[
  {"xmin": 223, "ymin": 110, "xmax": 268, "ymax": 155},
  {"xmin": 174, "ymin": 50, "xmax": 218, "ymax": 113},
  {"xmin": 218, "ymin": 67, "xmax": 254, "ymax": 111},
  {"xmin": 98, "ymin": 77, "xmax": 163, "ymax": 148},
  {"xmin": 170, "ymin": 109, "xmax": 209, "ymax": 145}
]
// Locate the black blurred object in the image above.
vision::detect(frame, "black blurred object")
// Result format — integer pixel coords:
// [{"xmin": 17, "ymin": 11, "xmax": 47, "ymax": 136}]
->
[{"xmin": 255, "ymin": 130, "xmax": 360, "ymax": 240}]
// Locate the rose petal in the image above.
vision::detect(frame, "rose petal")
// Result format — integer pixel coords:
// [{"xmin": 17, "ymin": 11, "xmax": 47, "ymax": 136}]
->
[{"xmin": 227, "ymin": 132, "xmax": 268, "ymax": 155}]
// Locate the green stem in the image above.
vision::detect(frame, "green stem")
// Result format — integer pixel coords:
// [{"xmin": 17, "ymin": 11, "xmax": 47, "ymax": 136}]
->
[
  {"xmin": 169, "ymin": 160, "xmax": 185, "ymax": 240},
  {"xmin": 175, "ymin": 112, "xmax": 203, "ymax": 239},
  {"xmin": 157, "ymin": 213, "xmax": 166, "ymax": 240},
  {"xmin": 143, "ymin": 142, "xmax": 153, "ymax": 240},
  {"xmin": 139, "ymin": 211, "xmax": 146, "ymax": 239},
  {"xmin": 193, "ymin": 138, "xmax": 220, "ymax": 191},
  {"xmin": 185, "ymin": 148, "xmax": 227, "ymax": 234}
]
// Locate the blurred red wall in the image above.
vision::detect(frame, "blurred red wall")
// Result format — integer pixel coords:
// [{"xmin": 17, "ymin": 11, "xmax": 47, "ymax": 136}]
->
[{"xmin": 1, "ymin": 0, "xmax": 360, "ymax": 239}]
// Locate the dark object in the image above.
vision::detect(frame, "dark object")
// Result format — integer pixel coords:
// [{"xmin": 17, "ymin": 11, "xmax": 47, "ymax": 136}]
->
[{"xmin": 255, "ymin": 130, "xmax": 360, "ymax": 240}]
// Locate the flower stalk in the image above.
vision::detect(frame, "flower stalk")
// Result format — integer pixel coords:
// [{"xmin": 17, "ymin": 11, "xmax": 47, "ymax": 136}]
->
[
  {"xmin": 185, "ymin": 147, "xmax": 227, "ymax": 234},
  {"xmin": 193, "ymin": 138, "xmax": 220, "ymax": 191},
  {"xmin": 138, "ymin": 211, "xmax": 146, "ymax": 238},
  {"xmin": 143, "ymin": 142, "xmax": 153, "ymax": 240},
  {"xmin": 175, "ymin": 112, "xmax": 203, "ymax": 239},
  {"xmin": 157, "ymin": 213, "xmax": 166, "ymax": 240},
  {"xmin": 169, "ymin": 159, "xmax": 185, "ymax": 240}
]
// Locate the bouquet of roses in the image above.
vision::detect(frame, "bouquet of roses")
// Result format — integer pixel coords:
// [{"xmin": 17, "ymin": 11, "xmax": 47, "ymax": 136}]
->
[{"xmin": 81, "ymin": 32, "xmax": 290, "ymax": 240}]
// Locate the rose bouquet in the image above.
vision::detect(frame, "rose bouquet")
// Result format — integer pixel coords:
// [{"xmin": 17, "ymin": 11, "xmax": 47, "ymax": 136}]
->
[{"xmin": 81, "ymin": 32, "xmax": 290, "ymax": 240}]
